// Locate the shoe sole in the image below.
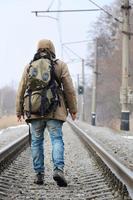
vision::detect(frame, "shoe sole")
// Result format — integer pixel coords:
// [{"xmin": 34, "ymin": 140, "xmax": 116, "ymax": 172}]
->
[{"xmin": 53, "ymin": 175, "xmax": 67, "ymax": 187}]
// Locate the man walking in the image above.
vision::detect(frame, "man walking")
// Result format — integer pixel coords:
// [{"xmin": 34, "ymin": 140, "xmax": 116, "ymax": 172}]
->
[{"xmin": 16, "ymin": 39, "xmax": 77, "ymax": 187}]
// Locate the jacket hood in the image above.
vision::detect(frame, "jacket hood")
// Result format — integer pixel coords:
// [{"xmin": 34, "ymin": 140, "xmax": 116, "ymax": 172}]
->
[{"xmin": 37, "ymin": 39, "xmax": 56, "ymax": 58}]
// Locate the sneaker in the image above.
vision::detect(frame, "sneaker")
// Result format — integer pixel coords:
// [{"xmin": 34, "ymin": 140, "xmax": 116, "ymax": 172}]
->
[
  {"xmin": 34, "ymin": 172, "xmax": 44, "ymax": 185},
  {"xmin": 53, "ymin": 169, "xmax": 67, "ymax": 187}
]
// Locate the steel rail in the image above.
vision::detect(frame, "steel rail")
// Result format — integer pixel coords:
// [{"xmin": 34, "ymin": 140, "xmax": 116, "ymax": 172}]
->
[
  {"xmin": 0, "ymin": 133, "xmax": 29, "ymax": 170},
  {"xmin": 68, "ymin": 120, "xmax": 133, "ymax": 199}
]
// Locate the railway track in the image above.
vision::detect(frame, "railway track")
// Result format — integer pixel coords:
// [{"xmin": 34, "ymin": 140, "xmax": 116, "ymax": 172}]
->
[
  {"xmin": 0, "ymin": 133, "xmax": 29, "ymax": 172},
  {"xmin": 0, "ymin": 122, "xmax": 132, "ymax": 200}
]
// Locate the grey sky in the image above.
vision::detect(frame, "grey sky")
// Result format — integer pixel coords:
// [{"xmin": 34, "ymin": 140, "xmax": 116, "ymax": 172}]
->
[{"xmin": 0, "ymin": 0, "xmax": 114, "ymax": 88}]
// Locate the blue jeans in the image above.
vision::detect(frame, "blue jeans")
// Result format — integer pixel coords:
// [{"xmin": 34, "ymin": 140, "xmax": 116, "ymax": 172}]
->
[{"xmin": 30, "ymin": 119, "xmax": 64, "ymax": 173}]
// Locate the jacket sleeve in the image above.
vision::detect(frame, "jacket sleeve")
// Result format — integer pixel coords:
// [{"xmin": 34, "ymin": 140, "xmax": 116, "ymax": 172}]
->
[
  {"xmin": 61, "ymin": 62, "xmax": 77, "ymax": 114},
  {"xmin": 16, "ymin": 65, "xmax": 29, "ymax": 116}
]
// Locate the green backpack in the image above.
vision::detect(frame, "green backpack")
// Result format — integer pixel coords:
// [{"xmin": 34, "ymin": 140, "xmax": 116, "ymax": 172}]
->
[{"xmin": 23, "ymin": 50, "xmax": 60, "ymax": 118}]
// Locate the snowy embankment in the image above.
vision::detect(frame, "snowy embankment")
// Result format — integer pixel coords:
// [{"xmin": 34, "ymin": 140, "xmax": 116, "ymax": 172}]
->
[{"xmin": 0, "ymin": 124, "xmax": 28, "ymax": 149}]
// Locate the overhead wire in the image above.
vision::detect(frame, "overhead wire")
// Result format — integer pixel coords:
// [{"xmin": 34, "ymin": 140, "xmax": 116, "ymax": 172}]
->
[
  {"xmin": 32, "ymin": 9, "xmax": 101, "ymax": 14},
  {"xmin": 63, "ymin": 47, "xmax": 74, "ymax": 60},
  {"xmin": 88, "ymin": 0, "xmax": 123, "ymax": 23},
  {"xmin": 47, "ymin": 0, "xmax": 56, "ymax": 11},
  {"xmin": 62, "ymin": 45, "xmax": 77, "ymax": 60},
  {"xmin": 32, "ymin": 0, "xmax": 123, "ymax": 24},
  {"xmin": 63, "ymin": 45, "xmax": 84, "ymax": 60},
  {"xmin": 46, "ymin": 0, "xmax": 63, "ymax": 57},
  {"xmin": 56, "ymin": 0, "xmax": 63, "ymax": 57},
  {"xmin": 37, "ymin": 0, "xmax": 57, "ymax": 19},
  {"xmin": 62, "ymin": 40, "xmax": 92, "ymax": 45}
]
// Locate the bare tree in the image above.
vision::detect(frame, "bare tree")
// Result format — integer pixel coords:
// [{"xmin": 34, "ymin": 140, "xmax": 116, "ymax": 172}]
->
[
  {"xmin": 0, "ymin": 86, "xmax": 16, "ymax": 116},
  {"xmin": 85, "ymin": 0, "xmax": 132, "ymax": 127}
]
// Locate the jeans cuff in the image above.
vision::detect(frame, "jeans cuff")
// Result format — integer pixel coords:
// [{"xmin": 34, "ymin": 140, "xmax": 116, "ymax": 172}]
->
[
  {"xmin": 35, "ymin": 169, "xmax": 45, "ymax": 173},
  {"xmin": 54, "ymin": 167, "xmax": 64, "ymax": 172}
]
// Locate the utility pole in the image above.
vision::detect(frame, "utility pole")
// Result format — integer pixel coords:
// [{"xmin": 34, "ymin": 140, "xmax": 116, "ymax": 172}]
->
[
  {"xmin": 77, "ymin": 74, "xmax": 80, "ymax": 119},
  {"xmin": 91, "ymin": 39, "xmax": 98, "ymax": 126},
  {"xmin": 120, "ymin": 0, "xmax": 131, "ymax": 130},
  {"xmin": 62, "ymin": 42, "xmax": 86, "ymax": 121},
  {"xmin": 82, "ymin": 59, "xmax": 85, "ymax": 121},
  {"xmin": 77, "ymin": 60, "xmax": 85, "ymax": 121},
  {"xmin": 77, "ymin": 74, "xmax": 83, "ymax": 121}
]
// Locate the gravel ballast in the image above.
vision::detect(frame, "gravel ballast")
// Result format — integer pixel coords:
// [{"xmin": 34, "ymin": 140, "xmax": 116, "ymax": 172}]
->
[{"xmin": 74, "ymin": 120, "xmax": 133, "ymax": 171}]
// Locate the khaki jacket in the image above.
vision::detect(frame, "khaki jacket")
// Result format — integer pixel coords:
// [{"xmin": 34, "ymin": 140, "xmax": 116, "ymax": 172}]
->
[{"xmin": 16, "ymin": 59, "xmax": 77, "ymax": 122}]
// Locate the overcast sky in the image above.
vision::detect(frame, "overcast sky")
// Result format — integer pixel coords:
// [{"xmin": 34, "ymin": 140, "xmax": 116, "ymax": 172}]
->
[{"xmin": 0, "ymin": 0, "xmax": 114, "ymax": 88}]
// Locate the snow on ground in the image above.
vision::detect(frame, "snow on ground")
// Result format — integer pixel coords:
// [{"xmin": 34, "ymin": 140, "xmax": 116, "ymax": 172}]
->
[{"xmin": 0, "ymin": 124, "xmax": 28, "ymax": 150}]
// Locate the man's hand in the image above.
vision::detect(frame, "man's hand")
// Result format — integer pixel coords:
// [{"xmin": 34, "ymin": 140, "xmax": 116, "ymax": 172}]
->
[{"xmin": 71, "ymin": 113, "xmax": 77, "ymax": 121}]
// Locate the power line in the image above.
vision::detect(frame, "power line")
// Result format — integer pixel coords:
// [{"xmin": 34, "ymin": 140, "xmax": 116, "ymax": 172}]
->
[
  {"xmin": 63, "ymin": 47, "xmax": 74, "ymax": 60},
  {"xmin": 56, "ymin": 0, "xmax": 63, "ymax": 57},
  {"xmin": 47, "ymin": 0, "xmax": 56, "ymax": 11},
  {"xmin": 66, "ymin": 59, "xmax": 82, "ymax": 64},
  {"xmin": 63, "ymin": 45, "xmax": 84, "ymax": 60},
  {"xmin": 31, "ymin": 8, "xmax": 100, "ymax": 15},
  {"xmin": 63, "ymin": 45, "xmax": 78, "ymax": 59},
  {"xmin": 88, "ymin": 0, "xmax": 123, "ymax": 23},
  {"xmin": 62, "ymin": 40, "xmax": 92, "ymax": 45},
  {"xmin": 35, "ymin": 15, "xmax": 58, "ymax": 20}
]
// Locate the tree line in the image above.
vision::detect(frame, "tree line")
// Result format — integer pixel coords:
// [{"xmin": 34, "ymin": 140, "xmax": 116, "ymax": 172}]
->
[
  {"xmin": 0, "ymin": 86, "xmax": 16, "ymax": 117},
  {"xmin": 84, "ymin": 0, "xmax": 133, "ymax": 127}
]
